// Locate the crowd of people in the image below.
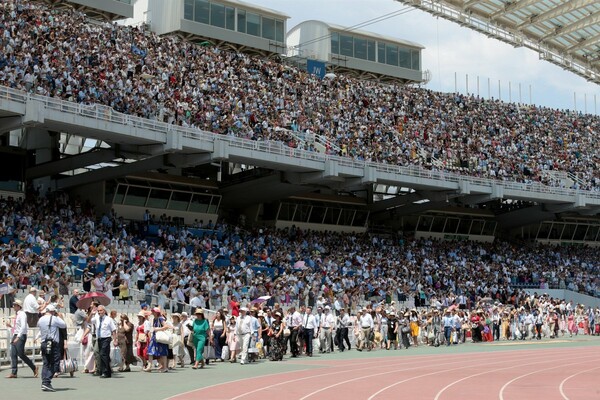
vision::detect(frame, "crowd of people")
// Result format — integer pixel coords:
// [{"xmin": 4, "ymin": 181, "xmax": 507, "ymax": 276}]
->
[
  {"xmin": 0, "ymin": 192, "xmax": 598, "ymax": 315},
  {"xmin": 1, "ymin": 0, "xmax": 600, "ymax": 190},
  {"xmin": 4, "ymin": 279, "xmax": 599, "ymax": 392},
  {"xmin": 0, "ymin": 190, "xmax": 598, "ymax": 391}
]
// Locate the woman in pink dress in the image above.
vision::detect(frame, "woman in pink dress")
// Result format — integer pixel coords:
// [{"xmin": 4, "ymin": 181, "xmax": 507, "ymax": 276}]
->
[
  {"xmin": 136, "ymin": 312, "xmax": 149, "ymax": 368},
  {"xmin": 227, "ymin": 317, "xmax": 240, "ymax": 363},
  {"xmin": 583, "ymin": 316, "xmax": 590, "ymax": 335},
  {"xmin": 567, "ymin": 314, "xmax": 577, "ymax": 337}
]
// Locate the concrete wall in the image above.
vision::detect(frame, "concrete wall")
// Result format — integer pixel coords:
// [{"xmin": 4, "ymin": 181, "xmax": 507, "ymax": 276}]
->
[
  {"xmin": 275, "ymin": 220, "xmax": 367, "ymax": 234},
  {"xmin": 113, "ymin": 203, "xmax": 217, "ymax": 225},
  {"xmin": 523, "ymin": 288, "xmax": 600, "ymax": 308}
]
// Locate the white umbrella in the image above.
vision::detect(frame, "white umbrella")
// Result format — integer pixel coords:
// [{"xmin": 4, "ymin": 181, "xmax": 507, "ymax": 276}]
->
[{"xmin": 324, "ymin": 72, "xmax": 336, "ymax": 79}]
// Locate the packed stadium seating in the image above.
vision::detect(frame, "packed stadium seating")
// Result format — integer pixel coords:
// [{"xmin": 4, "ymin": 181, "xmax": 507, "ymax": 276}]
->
[
  {"xmin": 1, "ymin": 0, "xmax": 599, "ymax": 191},
  {"xmin": 0, "ymin": 193, "xmax": 597, "ymax": 312}
]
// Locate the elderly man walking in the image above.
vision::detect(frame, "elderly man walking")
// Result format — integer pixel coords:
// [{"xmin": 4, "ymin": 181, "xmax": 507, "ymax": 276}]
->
[
  {"xmin": 23, "ymin": 287, "xmax": 41, "ymax": 327},
  {"xmin": 6, "ymin": 299, "xmax": 38, "ymax": 379},
  {"xmin": 236, "ymin": 307, "xmax": 252, "ymax": 365},
  {"xmin": 91, "ymin": 305, "xmax": 118, "ymax": 378}
]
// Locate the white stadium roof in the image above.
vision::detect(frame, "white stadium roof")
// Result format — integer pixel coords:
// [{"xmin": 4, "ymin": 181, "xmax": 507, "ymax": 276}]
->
[{"xmin": 396, "ymin": 0, "xmax": 600, "ymax": 85}]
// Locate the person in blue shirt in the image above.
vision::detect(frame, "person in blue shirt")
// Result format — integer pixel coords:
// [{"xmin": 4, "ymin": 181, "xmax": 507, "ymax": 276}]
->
[{"xmin": 37, "ymin": 305, "xmax": 66, "ymax": 392}]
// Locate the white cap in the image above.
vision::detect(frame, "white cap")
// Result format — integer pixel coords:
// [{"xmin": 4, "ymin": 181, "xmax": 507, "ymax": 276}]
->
[{"xmin": 46, "ymin": 304, "xmax": 57, "ymax": 313}]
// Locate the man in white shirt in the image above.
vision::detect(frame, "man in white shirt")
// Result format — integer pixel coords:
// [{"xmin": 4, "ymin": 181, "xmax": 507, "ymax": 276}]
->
[
  {"xmin": 320, "ymin": 306, "xmax": 335, "ymax": 353},
  {"xmin": 236, "ymin": 307, "xmax": 252, "ymax": 365},
  {"xmin": 190, "ymin": 293, "xmax": 204, "ymax": 313},
  {"xmin": 357, "ymin": 308, "xmax": 374, "ymax": 351},
  {"xmin": 90, "ymin": 305, "xmax": 118, "ymax": 378},
  {"xmin": 6, "ymin": 300, "xmax": 38, "ymax": 378},
  {"xmin": 302, "ymin": 307, "xmax": 318, "ymax": 357},
  {"xmin": 442, "ymin": 309, "xmax": 455, "ymax": 346},
  {"xmin": 336, "ymin": 309, "xmax": 351, "ymax": 351},
  {"xmin": 23, "ymin": 286, "xmax": 40, "ymax": 327},
  {"xmin": 175, "ymin": 284, "xmax": 189, "ymax": 313},
  {"xmin": 288, "ymin": 306, "xmax": 302, "ymax": 357},
  {"xmin": 135, "ymin": 264, "xmax": 146, "ymax": 290}
]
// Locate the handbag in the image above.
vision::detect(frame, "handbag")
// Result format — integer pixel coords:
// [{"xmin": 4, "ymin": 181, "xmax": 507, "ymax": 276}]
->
[
  {"xmin": 203, "ymin": 345, "xmax": 216, "ymax": 359},
  {"xmin": 81, "ymin": 335, "xmax": 89, "ymax": 346},
  {"xmin": 74, "ymin": 328, "xmax": 84, "ymax": 343},
  {"xmin": 155, "ymin": 330, "xmax": 172, "ymax": 345},
  {"xmin": 401, "ymin": 326, "xmax": 411, "ymax": 334},
  {"xmin": 221, "ymin": 345, "xmax": 230, "ymax": 361},
  {"xmin": 138, "ymin": 333, "xmax": 147, "ymax": 343},
  {"xmin": 59, "ymin": 351, "xmax": 78, "ymax": 374},
  {"xmin": 111, "ymin": 345, "xmax": 122, "ymax": 367},
  {"xmin": 283, "ymin": 328, "xmax": 291, "ymax": 337},
  {"xmin": 172, "ymin": 334, "xmax": 182, "ymax": 348}
]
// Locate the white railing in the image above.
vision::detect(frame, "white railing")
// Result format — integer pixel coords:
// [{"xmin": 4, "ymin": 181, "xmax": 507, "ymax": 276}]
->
[
  {"xmin": 3, "ymin": 85, "xmax": 600, "ymax": 201},
  {"xmin": 568, "ymin": 172, "xmax": 588, "ymax": 190},
  {"xmin": 315, "ymin": 133, "xmax": 341, "ymax": 153}
]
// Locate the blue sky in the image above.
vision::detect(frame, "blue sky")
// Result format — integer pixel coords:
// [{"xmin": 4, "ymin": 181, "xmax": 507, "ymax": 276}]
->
[{"xmin": 250, "ymin": 0, "xmax": 600, "ymax": 114}]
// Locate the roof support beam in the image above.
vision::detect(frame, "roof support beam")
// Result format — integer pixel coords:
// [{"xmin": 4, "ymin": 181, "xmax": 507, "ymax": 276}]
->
[
  {"xmin": 27, "ymin": 148, "xmax": 116, "ymax": 179},
  {"xmin": 462, "ymin": 0, "xmax": 480, "ymax": 11},
  {"xmin": 0, "ymin": 116, "xmax": 24, "ymax": 133},
  {"xmin": 53, "ymin": 155, "xmax": 167, "ymax": 190},
  {"xmin": 518, "ymin": 0, "xmax": 591, "ymax": 28},
  {"xmin": 369, "ymin": 190, "xmax": 454, "ymax": 213},
  {"xmin": 538, "ymin": 10, "xmax": 600, "ymax": 41},
  {"xmin": 489, "ymin": 0, "xmax": 540, "ymax": 21},
  {"xmin": 565, "ymin": 31, "xmax": 600, "ymax": 53}
]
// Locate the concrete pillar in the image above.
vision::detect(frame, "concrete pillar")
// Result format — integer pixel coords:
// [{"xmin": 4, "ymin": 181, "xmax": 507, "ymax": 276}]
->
[{"xmin": 23, "ymin": 128, "xmax": 59, "ymax": 194}]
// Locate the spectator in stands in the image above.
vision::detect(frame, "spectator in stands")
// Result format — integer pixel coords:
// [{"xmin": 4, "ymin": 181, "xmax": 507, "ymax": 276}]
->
[
  {"xmin": 69, "ymin": 289, "xmax": 81, "ymax": 314},
  {"xmin": 22, "ymin": 286, "xmax": 40, "ymax": 327}
]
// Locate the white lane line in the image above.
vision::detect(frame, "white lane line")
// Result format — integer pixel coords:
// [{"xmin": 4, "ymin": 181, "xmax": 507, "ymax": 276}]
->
[
  {"xmin": 558, "ymin": 365, "xmax": 600, "ymax": 400},
  {"xmin": 498, "ymin": 355, "xmax": 598, "ymax": 400}
]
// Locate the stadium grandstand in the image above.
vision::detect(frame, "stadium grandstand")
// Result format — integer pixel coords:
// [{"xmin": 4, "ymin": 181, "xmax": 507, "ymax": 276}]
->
[
  {"xmin": 0, "ymin": 0, "xmax": 599, "ymax": 242},
  {"xmin": 0, "ymin": 0, "xmax": 599, "ymax": 380}
]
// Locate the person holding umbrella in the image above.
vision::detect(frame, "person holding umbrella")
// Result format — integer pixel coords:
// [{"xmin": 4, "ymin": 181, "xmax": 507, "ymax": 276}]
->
[{"xmin": 77, "ymin": 291, "xmax": 111, "ymax": 310}]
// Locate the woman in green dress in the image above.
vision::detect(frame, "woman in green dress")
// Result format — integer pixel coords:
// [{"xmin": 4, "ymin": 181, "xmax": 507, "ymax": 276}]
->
[{"xmin": 191, "ymin": 308, "xmax": 212, "ymax": 369}]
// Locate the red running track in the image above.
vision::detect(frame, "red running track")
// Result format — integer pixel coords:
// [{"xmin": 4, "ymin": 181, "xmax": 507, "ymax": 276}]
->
[{"xmin": 166, "ymin": 346, "xmax": 599, "ymax": 400}]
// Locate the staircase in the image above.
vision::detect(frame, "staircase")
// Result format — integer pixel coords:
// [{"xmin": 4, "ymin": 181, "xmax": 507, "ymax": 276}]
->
[{"xmin": 540, "ymin": 170, "xmax": 574, "ymax": 188}]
